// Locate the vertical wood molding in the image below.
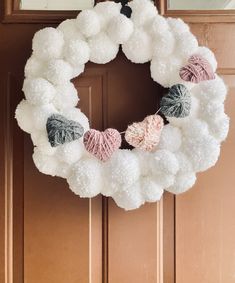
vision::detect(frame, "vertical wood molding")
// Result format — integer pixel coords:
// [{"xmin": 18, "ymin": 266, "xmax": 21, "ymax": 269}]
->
[{"xmin": 156, "ymin": 199, "xmax": 164, "ymax": 283}]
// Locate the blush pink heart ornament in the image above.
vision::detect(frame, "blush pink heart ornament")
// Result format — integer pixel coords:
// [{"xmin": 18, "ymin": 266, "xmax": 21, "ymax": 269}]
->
[
  {"xmin": 125, "ymin": 114, "xmax": 164, "ymax": 152},
  {"xmin": 83, "ymin": 128, "xmax": 122, "ymax": 162},
  {"xmin": 179, "ymin": 54, "xmax": 215, "ymax": 83}
]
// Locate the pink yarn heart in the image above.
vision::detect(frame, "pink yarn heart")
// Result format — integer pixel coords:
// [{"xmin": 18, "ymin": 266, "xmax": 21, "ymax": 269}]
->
[
  {"xmin": 83, "ymin": 128, "xmax": 122, "ymax": 162},
  {"xmin": 125, "ymin": 115, "xmax": 164, "ymax": 152},
  {"xmin": 179, "ymin": 54, "xmax": 215, "ymax": 83}
]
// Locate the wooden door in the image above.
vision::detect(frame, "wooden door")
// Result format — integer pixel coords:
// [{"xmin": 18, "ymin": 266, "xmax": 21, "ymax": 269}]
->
[{"xmin": 1, "ymin": 1, "xmax": 235, "ymax": 283}]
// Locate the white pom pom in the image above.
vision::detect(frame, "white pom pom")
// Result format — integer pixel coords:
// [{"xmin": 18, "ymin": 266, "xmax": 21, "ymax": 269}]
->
[
  {"xmin": 32, "ymin": 27, "xmax": 64, "ymax": 60},
  {"xmin": 23, "ymin": 78, "xmax": 55, "ymax": 105},
  {"xmin": 113, "ymin": 183, "xmax": 144, "ymax": 210},
  {"xmin": 196, "ymin": 46, "xmax": 217, "ymax": 72},
  {"xmin": 175, "ymin": 151, "xmax": 193, "ymax": 173},
  {"xmin": 167, "ymin": 18, "xmax": 190, "ymax": 35},
  {"xmin": 182, "ymin": 135, "xmax": 220, "ymax": 172},
  {"xmin": 154, "ymin": 172, "xmax": 175, "ymax": 188},
  {"xmin": 166, "ymin": 172, "xmax": 196, "ymax": 194},
  {"xmin": 56, "ymin": 140, "xmax": 84, "ymax": 164},
  {"xmin": 129, "ymin": 0, "xmax": 158, "ymax": 27},
  {"xmin": 102, "ymin": 150, "xmax": 140, "ymax": 196},
  {"xmin": 107, "ymin": 14, "xmax": 134, "ymax": 44},
  {"xmin": 53, "ymin": 82, "xmax": 78, "ymax": 110},
  {"xmin": 67, "ymin": 158, "xmax": 102, "ymax": 197},
  {"xmin": 55, "ymin": 162, "xmax": 71, "ymax": 178},
  {"xmin": 89, "ymin": 32, "xmax": 119, "ymax": 64},
  {"xmin": 64, "ymin": 39, "xmax": 90, "ymax": 66},
  {"xmin": 208, "ymin": 113, "xmax": 230, "ymax": 142},
  {"xmin": 158, "ymin": 124, "xmax": 182, "ymax": 152},
  {"xmin": 176, "ymin": 32, "xmax": 198, "ymax": 59},
  {"xmin": 200, "ymin": 100, "xmax": 225, "ymax": 123},
  {"xmin": 151, "ymin": 150, "xmax": 179, "ymax": 175},
  {"xmin": 149, "ymin": 15, "xmax": 169, "ymax": 36},
  {"xmin": 122, "ymin": 28, "xmax": 152, "ymax": 63},
  {"xmin": 15, "ymin": 99, "xmax": 34, "ymax": 133},
  {"xmin": 32, "ymin": 104, "xmax": 57, "ymax": 131},
  {"xmin": 182, "ymin": 119, "xmax": 209, "ymax": 138},
  {"xmin": 71, "ymin": 64, "xmax": 85, "ymax": 78},
  {"xmin": 132, "ymin": 149, "xmax": 151, "ymax": 176},
  {"xmin": 76, "ymin": 10, "xmax": 101, "ymax": 37},
  {"xmin": 150, "ymin": 57, "xmax": 181, "ymax": 87},
  {"xmin": 24, "ymin": 56, "xmax": 43, "ymax": 78},
  {"xmin": 94, "ymin": 1, "xmax": 121, "ymax": 28},
  {"xmin": 196, "ymin": 75, "xmax": 227, "ymax": 103},
  {"xmin": 31, "ymin": 130, "xmax": 56, "ymax": 155},
  {"xmin": 61, "ymin": 108, "xmax": 89, "ymax": 132},
  {"xmin": 44, "ymin": 59, "xmax": 73, "ymax": 85},
  {"xmin": 152, "ymin": 30, "xmax": 175, "ymax": 58},
  {"xmin": 58, "ymin": 19, "xmax": 84, "ymax": 41},
  {"xmin": 33, "ymin": 147, "xmax": 58, "ymax": 176},
  {"xmin": 141, "ymin": 177, "xmax": 163, "ymax": 202}
]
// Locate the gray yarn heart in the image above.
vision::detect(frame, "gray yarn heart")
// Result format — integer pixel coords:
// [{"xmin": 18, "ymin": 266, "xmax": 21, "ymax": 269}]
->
[
  {"xmin": 160, "ymin": 84, "xmax": 191, "ymax": 118},
  {"xmin": 46, "ymin": 114, "xmax": 84, "ymax": 147}
]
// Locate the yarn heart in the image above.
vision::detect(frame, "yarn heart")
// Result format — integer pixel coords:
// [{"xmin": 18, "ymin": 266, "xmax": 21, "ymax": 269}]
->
[
  {"xmin": 125, "ymin": 115, "xmax": 164, "ymax": 152},
  {"xmin": 83, "ymin": 128, "xmax": 122, "ymax": 162},
  {"xmin": 46, "ymin": 114, "xmax": 84, "ymax": 147},
  {"xmin": 179, "ymin": 54, "xmax": 215, "ymax": 83}
]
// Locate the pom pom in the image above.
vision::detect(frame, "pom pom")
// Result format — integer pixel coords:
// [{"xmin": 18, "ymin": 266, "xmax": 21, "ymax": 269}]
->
[
  {"xmin": 160, "ymin": 84, "xmax": 191, "ymax": 118},
  {"xmin": 15, "ymin": 99, "xmax": 34, "ymax": 133},
  {"xmin": 152, "ymin": 30, "xmax": 175, "ymax": 58},
  {"xmin": 141, "ymin": 177, "xmax": 164, "ymax": 202},
  {"xmin": 200, "ymin": 100, "xmax": 225, "ymax": 123},
  {"xmin": 84, "ymin": 128, "xmax": 122, "ymax": 162},
  {"xmin": 107, "ymin": 14, "xmax": 134, "ymax": 44},
  {"xmin": 196, "ymin": 47, "xmax": 217, "ymax": 72},
  {"xmin": 151, "ymin": 149, "xmax": 179, "ymax": 175},
  {"xmin": 31, "ymin": 130, "xmax": 57, "ymax": 156},
  {"xmin": 76, "ymin": 10, "xmax": 101, "ymax": 37},
  {"xmin": 182, "ymin": 135, "xmax": 220, "ymax": 172},
  {"xmin": 44, "ymin": 59, "xmax": 73, "ymax": 85},
  {"xmin": 33, "ymin": 147, "xmax": 58, "ymax": 176},
  {"xmin": 56, "ymin": 140, "xmax": 84, "ymax": 164},
  {"xmin": 31, "ymin": 104, "xmax": 58, "ymax": 131},
  {"xmin": 175, "ymin": 151, "xmax": 193, "ymax": 173},
  {"xmin": 89, "ymin": 32, "xmax": 119, "ymax": 64},
  {"xmin": 113, "ymin": 183, "xmax": 144, "ymax": 210},
  {"xmin": 94, "ymin": 1, "xmax": 121, "ymax": 28},
  {"xmin": 64, "ymin": 39, "xmax": 90, "ymax": 67},
  {"xmin": 167, "ymin": 18, "xmax": 190, "ymax": 35},
  {"xmin": 158, "ymin": 124, "xmax": 182, "ymax": 152},
  {"xmin": 53, "ymin": 82, "xmax": 79, "ymax": 110},
  {"xmin": 122, "ymin": 28, "xmax": 153, "ymax": 63},
  {"xmin": 46, "ymin": 114, "xmax": 84, "ymax": 147},
  {"xmin": 67, "ymin": 158, "xmax": 102, "ymax": 197},
  {"xmin": 32, "ymin": 27, "xmax": 64, "ymax": 60},
  {"xmin": 55, "ymin": 162, "xmax": 71, "ymax": 178},
  {"xmin": 166, "ymin": 172, "xmax": 196, "ymax": 194},
  {"xmin": 182, "ymin": 119, "xmax": 209, "ymax": 138},
  {"xmin": 71, "ymin": 64, "xmax": 85, "ymax": 78},
  {"xmin": 125, "ymin": 114, "xmax": 164, "ymax": 151},
  {"xmin": 58, "ymin": 19, "xmax": 84, "ymax": 41},
  {"xmin": 61, "ymin": 108, "xmax": 90, "ymax": 132},
  {"xmin": 149, "ymin": 15, "xmax": 169, "ymax": 36},
  {"xmin": 23, "ymin": 78, "xmax": 55, "ymax": 105},
  {"xmin": 208, "ymin": 113, "xmax": 230, "ymax": 142},
  {"xmin": 176, "ymin": 32, "xmax": 198, "ymax": 59},
  {"xmin": 129, "ymin": 0, "xmax": 157, "ymax": 27},
  {"xmin": 24, "ymin": 56, "xmax": 43, "ymax": 78},
  {"xmin": 180, "ymin": 54, "xmax": 215, "ymax": 83}
]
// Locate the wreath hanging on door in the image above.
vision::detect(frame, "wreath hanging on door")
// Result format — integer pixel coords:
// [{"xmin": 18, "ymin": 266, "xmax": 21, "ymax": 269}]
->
[{"xmin": 15, "ymin": 0, "xmax": 229, "ymax": 210}]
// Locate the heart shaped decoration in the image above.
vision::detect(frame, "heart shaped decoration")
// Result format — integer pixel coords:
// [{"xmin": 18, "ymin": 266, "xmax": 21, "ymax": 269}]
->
[
  {"xmin": 46, "ymin": 114, "xmax": 84, "ymax": 147},
  {"xmin": 83, "ymin": 128, "xmax": 122, "ymax": 162},
  {"xmin": 125, "ymin": 115, "xmax": 164, "ymax": 152},
  {"xmin": 179, "ymin": 54, "xmax": 215, "ymax": 83}
]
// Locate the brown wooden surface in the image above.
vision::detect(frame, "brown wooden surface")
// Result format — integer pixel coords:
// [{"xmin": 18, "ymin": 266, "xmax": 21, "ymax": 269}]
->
[{"xmin": 0, "ymin": 1, "xmax": 235, "ymax": 283}]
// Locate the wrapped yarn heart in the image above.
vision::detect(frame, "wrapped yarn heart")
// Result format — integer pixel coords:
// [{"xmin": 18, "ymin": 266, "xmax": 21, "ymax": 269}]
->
[
  {"xmin": 46, "ymin": 114, "xmax": 84, "ymax": 147},
  {"xmin": 160, "ymin": 84, "xmax": 191, "ymax": 118},
  {"xmin": 83, "ymin": 128, "xmax": 122, "ymax": 162},
  {"xmin": 125, "ymin": 115, "xmax": 164, "ymax": 152},
  {"xmin": 179, "ymin": 54, "xmax": 215, "ymax": 83}
]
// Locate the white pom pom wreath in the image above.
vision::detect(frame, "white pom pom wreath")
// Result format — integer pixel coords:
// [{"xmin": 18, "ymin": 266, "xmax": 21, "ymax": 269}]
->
[
  {"xmin": 15, "ymin": 0, "xmax": 229, "ymax": 210},
  {"xmin": 89, "ymin": 32, "xmax": 119, "ymax": 64},
  {"xmin": 32, "ymin": 27, "xmax": 64, "ymax": 60},
  {"xmin": 23, "ymin": 78, "xmax": 55, "ymax": 105},
  {"xmin": 67, "ymin": 159, "xmax": 102, "ymax": 198}
]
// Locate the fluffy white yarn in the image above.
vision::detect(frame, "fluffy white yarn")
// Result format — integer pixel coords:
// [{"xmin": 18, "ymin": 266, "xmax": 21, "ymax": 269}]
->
[
  {"xmin": 23, "ymin": 78, "xmax": 55, "ymax": 105},
  {"xmin": 15, "ymin": 0, "xmax": 229, "ymax": 210},
  {"xmin": 32, "ymin": 27, "xmax": 64, "ymax": 60},
  {"xmin": 67, "ymin": 158, "xmax": 102, "ymax": 197},
  {"xmin": 89, "ymin": 32, "xmax": 119, "ymax": 64}
]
